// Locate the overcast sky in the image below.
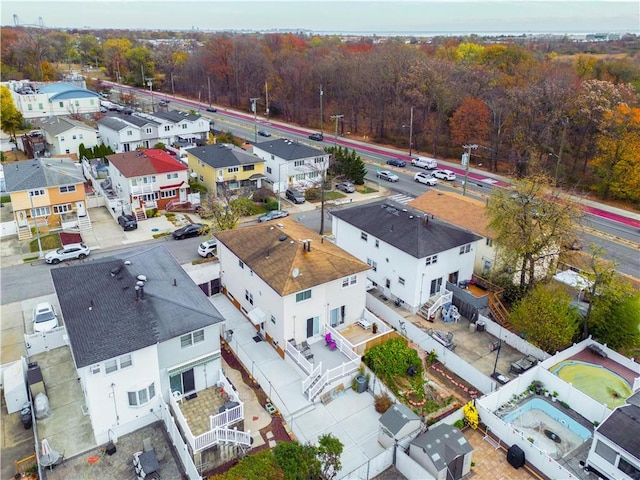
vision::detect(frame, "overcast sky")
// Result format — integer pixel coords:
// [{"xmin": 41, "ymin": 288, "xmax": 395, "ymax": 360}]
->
[{"xmin": 3, "ymin": 1, "xmax": 639, "ymax": 35}]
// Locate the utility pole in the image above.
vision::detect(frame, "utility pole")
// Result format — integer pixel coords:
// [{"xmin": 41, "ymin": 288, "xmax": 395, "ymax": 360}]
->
[
  {"xmin": 554, "ymin": 117, "xmax": 569, "ymax": 186},
  {"xmin": 146, "ymin": 78, "xmax": 154, "ymax": 112},
  {"xmin": 331, "ymin": 114, "xmax": 343, "ymax": 146},
  {"xmin": 29, "ymin": 193, "xmax": 44, "ymax": 258},
  {"xmin": 170, "ymin": 72, "xmax": 175, "ymax": 95},
  {"xmin": 250, "ymin": 97, "xmax": 259, "ymax": 143},
  {"xmin": 207, "ymin": 77, "xmax": 212, "ymax": 108},
  {"xmin": 462, "ymin": 144, "xmax": 478, "ymax": 196},
  {"xmin": 265, "ymin": 82, "xmax": 270, "ymax": 122},
  {"xmin": 320, "ymin": 85, "xmax": 324, "ymax": 134},
  {"xmin": 409, "ymin": 106, "xmax": 414, "ymax": 156}
]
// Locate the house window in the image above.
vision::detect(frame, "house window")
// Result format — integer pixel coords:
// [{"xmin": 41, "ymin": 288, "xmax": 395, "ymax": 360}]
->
[
  {"xmin": 342, "ymin": 275, "xmax": 357, "ymax": 287},
  {"xmin": 425, "ymin": 255, "xmax": 438, "ymax": 265},
  {"xmin": 127, "ymin": 130, "xmax": 133, "ymax": 136},
  {"xmin": 329, "ymin": 306, "xmax": 345, "ymax": 327},
  {"xmin": 486, "ymin": 238, "xmax": 493, "ymax": 247},
  {"xmin": 294, "ymin": 160, "xmax": 304, "ymax": 167},
  {"xmin": 295, "ymin": 289, "xmax": 312, "ymax": 302},
  {"xmin": 74, "ymin": 100, "xmax": 80, "ymax": 106},
  {"xmin": 104, "ymin": 354, "xmax": 132, "ymax": 374},
  {"xmin": 105, "ymin": 359, "xmax": 118, "ymax": 374},
  {"xmin": 242, "ymin": 164, "xmax": 255, "ymax": 172},
  {"xmin": 245, "ymin": 289, "xmax": 254, "ymax": 305},
  {"xmin": 72, "ymin": 134, "xmax": 77, "ymax": 140},
  {"xmin": 79, "ymin": 134, "xmax": 83, "ymax": 139},
  {"xmin": 270, "ymin": 315, "xmax": 276, "ymax": 325},
  {"xmin": 29, "ymin": 189, "xmax": 45, "ymax": 197},
  {"xmin": 30, "ymin": 207, "xmax": 51, "ymax": 218},
  {"xmin": 239, "ymin": 260, "xmax": 244, "ymax": 269},
  {"xmin": 161, "ymin": 189, "xmax": 176, "ymax": 198},
  {"xmin": 59, "ymin": 185, "xmax": 76, "ymax": 193},
  {"xmin": 227, "ymin": 167, "xmax": 239, "ymax": 174},
  {"xmin": 60, "ymin": 136, "xmax": 65, "ymax": 142},
  {"xmin": 361, "ymin": 232, "xmax": 368, "ymax": 241},
  {"xmin": 146, "ymin": 128, "xmax": 152, "ymax": 134},
  {"xmin": 38, "ymin": 103, "xmax": 43, "ymax": 109},
  {"xmin": 127, "ymin": 382, "xmax": 156, "ymax": 407},
  {"xmin": 266, "ymin": 166, "xmax": 272, "ymax": 174},
  {"xmin": 167, "ymin": 173, "xmax": 178, "ymax": 179},
  {"xmin": 59, "ymin": 101, "xmax": 64, "ymax": 108},
  {"xmin": 594, "ymin": 440, "xmax": 617, "ymax": 464},
  {"xmin": 618, "ymin": 457, "xmax": 640, "ymax": 478},
  {"xmin": 164, "ymin": 126, "xmax": 171, "ymax": 131},
  {"xmin": 182, "ymin": 124, "xmax": 187, "ymax": 129},
  {"xmin": 459, "ymin": 244, "xmax": 472, "ymax": 254},
  {"xmin": 28, "ymin": 104, "xmax": 33, "ymax": 111},
  {"xmin": 53, "ymin": 204, "xmax": 72, "ymax": 214},
  {"xmin": 375, "ymin": 239, "xmax": 379, "ymax": 248},
  {"xmin": 180, "ymin": 330, "xmax": 205, "ymax": 348},
  {"xmin": 314, "ymin": 157, "xmax": 324, "ymax": 164},
  {"xmin": 139, "ymin": 192, "xmax": 159, "ymax": 201},
  {"xmin": 398, "ymin": 277, "xmax": 405, "ymax": 285},
  {"xmin": 199, "ymin": 174, "xmax": 204, "ymax": 182},
  {"xmin": 367, "ymin": 258, "xmax": 377, "ymax": 271}
]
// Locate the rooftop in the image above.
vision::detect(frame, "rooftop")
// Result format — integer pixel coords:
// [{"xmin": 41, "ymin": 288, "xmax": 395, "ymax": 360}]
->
[
  {"xmin": 40, "ymin": 116, "xmax": 96, "ymax": 137},
  {"xmin": 188, "ymin": 143, "xmax": 264, "ymax": 169},
  {"xmin": 106, "ymin": 149, "xmax": 188, "ymax": 177},
  {"xmin": 253, "ymin": 138, "xmax": 326, "ymax": 161},
  {"xmin": 4, "ymin": 157, "xmax": 84, "ymax": 192}
]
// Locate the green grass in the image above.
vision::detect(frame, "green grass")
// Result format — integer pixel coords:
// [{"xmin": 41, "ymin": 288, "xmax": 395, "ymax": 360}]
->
[
  {"xmin": 152, "ymin": 232, "xmax": 172, "ymax": 239},
  {"xmin": 1, "ymin": 195, "xmax": 10, "ymax": 204},
  {"xmin": 357, "ymin": 185, "xmax": 376, "ymax": 194},
  {"xmin": 29, "ymin": 233, "xmax": 61, "ymax": 253},
  {"xmin": 23, "ymin": 256, "xmax": 40, "ymax": 262}
]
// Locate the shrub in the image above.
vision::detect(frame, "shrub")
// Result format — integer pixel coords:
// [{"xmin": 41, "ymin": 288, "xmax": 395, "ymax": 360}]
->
[
  {"xmin": 265, "ymin": 198, "xmax": 279, "ymax": 211},
  {"xmin": 304, "ymin": 187, "xmax": 321, "ymax": 201},
  {"xmin": 188, "ymin": 180, "xmax": 208, "ymax": 194},
  {"xmin": 453, "ymin": 419, "xmax": 465, "ymax": 429},
  {"xmin": 374, "ymin": 392, "xmax": 393, "ymax": 413},
  {"xmin": 145, "ymin": 208, "xmax": 158, "ymax": 218},
  {"xmin": 253, "ymin": 187, "xmax": 277, "ymax": 203}
]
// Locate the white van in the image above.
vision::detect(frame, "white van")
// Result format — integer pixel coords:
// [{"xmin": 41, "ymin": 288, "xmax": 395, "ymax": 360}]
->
[{"xmin": 411, "ymin": 156, "xmax": 438, "ymax": 170}]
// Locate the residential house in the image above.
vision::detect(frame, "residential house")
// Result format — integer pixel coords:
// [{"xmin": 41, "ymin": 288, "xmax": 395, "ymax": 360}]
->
[
  {"xmin": 152, "ymin": 110, "xmax": 210, "ymax": 145},
  {"xmin": 50, "ymin": 246, "xmax": 226, "ymax": 446},
  {"xmin": 40, "ymin": 116, "xmax": 99, "ymax": 156},
  {"xmin": 251, "ymin": 138, "xmax": 329, "ymax": 193},
  {"xmin": 409, "ymin": 424, "xmax": 473, "ymax": 480},
  {"xmin": 105, "ymin": 149, "xmax": 189, "ymax": 215},
  {"xmin": 214, "ymin": 217, "xmax": 371, "ymax": 351},
  {"xmin": 4, "ymin": 157, "xmax": 89, "ymax": 240},
  {"xmin": 586, "ymin": 390, "xmax": 640, "ymax": 480},
  {"xmin": 8, "ymin": 81, "xmax": 101, "ymax": 119},
  {"xmin": 331, "ymin": 201, "xmax": 481, "ymax": 313},
  {"xmin": 186, "ymin": 143, "xmax": 265, "ymax": 197},
  {"xmin": 378, "ymin": 403, "xmax": 423, "ymax": 449}
]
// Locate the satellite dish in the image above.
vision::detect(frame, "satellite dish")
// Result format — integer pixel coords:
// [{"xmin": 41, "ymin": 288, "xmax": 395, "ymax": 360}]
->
[{"xmin": 292, "ymin": 268, "xmax": 300, "ymax": 278}]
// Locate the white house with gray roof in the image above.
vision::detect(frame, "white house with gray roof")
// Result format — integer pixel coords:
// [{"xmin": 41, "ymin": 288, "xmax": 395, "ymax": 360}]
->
[
  {"xmin": 331, "ymin": 201, "xmax": 481, "ymax": 313},
  {"xmin": 251, "ymin": 138, "xmax": 329, "ymax": 193},
  {"xmin": 7, "ymin": 81, "xmax": 101, "ymax": 119},
  {"xmin": 40, "ymin": 116, "xmax": 99, "ymax": 156},
  {"xmin": 409, "ymin": 424, "xmax": 473, "ymax": 480},
  {"xmin": 50, "ymin": 245, "xmax": 227, "ymax": 446}
]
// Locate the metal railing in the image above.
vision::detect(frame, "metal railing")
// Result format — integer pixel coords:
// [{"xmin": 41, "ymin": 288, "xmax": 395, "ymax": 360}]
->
[{"xmin": 302, "ymin": 362, "xmax": 323, "ymax": 394}]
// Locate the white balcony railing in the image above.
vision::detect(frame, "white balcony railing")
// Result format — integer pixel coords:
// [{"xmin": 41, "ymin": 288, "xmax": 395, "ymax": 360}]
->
[{"xmin": 131, "ymin": 183, "xmax": 158, "ymax": 195}]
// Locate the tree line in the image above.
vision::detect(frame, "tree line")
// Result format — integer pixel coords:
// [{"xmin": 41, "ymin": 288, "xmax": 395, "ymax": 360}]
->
[{"xmin": 2, "ymin": 27, "xmax": 639, "ymax": 204}]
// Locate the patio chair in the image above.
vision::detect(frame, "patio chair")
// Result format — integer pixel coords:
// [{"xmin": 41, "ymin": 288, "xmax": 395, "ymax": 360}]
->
[
  {"xmin": 301, "ymin": 341, "xmax": 310, "ymax": 352},
  {"xmin": 325, "ymin": 333, "xmax": 337, "ymax": 351}
]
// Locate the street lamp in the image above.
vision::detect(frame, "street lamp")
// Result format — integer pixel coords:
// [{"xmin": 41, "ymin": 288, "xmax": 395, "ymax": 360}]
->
[
  {"xmin": 277, "ymin": 162, "xmax": 286, "ymax": 211},
  {"xmin": 146, "ymin": 78, "xmax": 154, "ymax": 113},
  {"xmin": 29, "ymin": 192, "xmax": 44, "ymax": 258},
  {"xmin": 330, "ymin": 114, "xmax": 343, "ymax": 146},
  {"xmin": 319, "ymin": 85, "xmax": 324, "ymax": 135},
  {"xmin": 461, "ymin": 144, "xmax": 478, "ymax": 196},
  {"xmin": 409, "ymin": 107, "xmax": 414, "ymax": 156},
  {"xmin": 250, "ymin": 97, "xmax": 259, "ymax": 143}
]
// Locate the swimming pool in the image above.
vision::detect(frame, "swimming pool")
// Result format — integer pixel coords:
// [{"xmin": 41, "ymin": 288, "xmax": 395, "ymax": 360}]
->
[
  {"xmin": 501, "ymin": 397, "xmax": 591, "ymax": 459},
  {"xmin": 551, "ymin": 360, "xmax": 632, "ymax": 409}
]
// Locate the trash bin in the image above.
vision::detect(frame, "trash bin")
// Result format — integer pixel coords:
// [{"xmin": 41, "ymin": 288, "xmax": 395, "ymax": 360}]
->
[
  {"xmin": 476, "ymin": 321, "xmax": 486, "ymax": 332},
  {"xmin": 507, "ymin": 444, "xmax": 525, "ymax": 468},
  {"xmin": 354, "ymin": 374, "xmax": 368, "ymax": 393},
  {"xmin": 469, "ymin": 323, "xmax": 477, "ymax": 333},
  {"xmin": 21, "ymin": 412, "xmax": 32, "ymax": 429}
]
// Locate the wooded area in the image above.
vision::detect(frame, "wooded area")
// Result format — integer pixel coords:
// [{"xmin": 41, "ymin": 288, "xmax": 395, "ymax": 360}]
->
[{"xmin": 2, "ymin": 27, "xmax": 639, "ymax": 204}]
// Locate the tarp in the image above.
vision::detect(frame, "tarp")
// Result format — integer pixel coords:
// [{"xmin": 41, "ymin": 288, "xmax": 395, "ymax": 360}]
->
[{"xmin": 553, "ymin": 270, "xmax": 593, "ymax": 291}]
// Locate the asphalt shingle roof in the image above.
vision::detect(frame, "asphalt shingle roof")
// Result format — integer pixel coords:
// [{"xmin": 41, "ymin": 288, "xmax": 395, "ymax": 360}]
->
[
  {"xmin": 188, "ymin": 144, "xmax": 264, "ymax": 169},
  {"xmin": 153, "ymin": 109, "xmax": 201, "ymax": 122},
  {"xmin": 215, "ymin": 217, "xmax": 370, "ymax": 296},
  {"xmin": 40, "ymin": 116, "xmax": 95, "ymax": 137},
  {"xmin": 598, "ymin": 402, "xmax": 640, "ymax": 458},
  {"xmin": 106, "ymin": 149, "xmax": 187, "ymax": 177},
  {"xmin": 50, "ymin": 245, "xmax": 224, "ymax": 368},
  {"xmin": 97, "ymin": 116, "xmax": 130, "ymax": 131},
  {"xmin": 253, "ymin": 138, "xmax": 325, "ymax": 161},
  {"xmin": 410, "ymin": 424, "xmax": 472, "ymax": 471},
  {"xmin": 4, "ymin": 158, "xmax": 84, "ymax": 192},
  {"xmin": 331, "ymin": 200, "xmax": 482, "ymax": 258},
  {"xmin": 379, "ymin": 403, "xmax": 420, "ymax": 436}
]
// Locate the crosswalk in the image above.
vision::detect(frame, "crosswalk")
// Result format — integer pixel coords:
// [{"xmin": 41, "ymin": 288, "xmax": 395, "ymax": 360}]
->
[{"xmin": 389, "ymin": 193, "xmax": 415, "ymax": 205}]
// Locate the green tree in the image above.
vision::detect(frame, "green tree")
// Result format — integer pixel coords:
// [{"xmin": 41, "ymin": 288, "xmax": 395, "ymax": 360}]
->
[
  {"xmin": 317, "ymin": 433, "xmax": 343, "ymax": 480},
  {"xmin": 510, "ymin": 284, "xmax": 581, "ymax": 353},
  {"xmin": 326, "ymin": 146, "xmax": 367, "ymax": 184},
  {"xmin": 273, "ymin": 441, "xmax": 320, "ymax": 480},
  {"xmin": 0, "ymin": 85, "xmax": 23, "ymax": 140},
  {"xmin": 215, "ymin": 130, "xmax": 242, "ymax": 147},
  {"xmin": 203, "ymin": 186, "xmax": 254, "ymax": 231},
  {"xmin": 487, "ymin": 174, "xmax": 581, "ymax": 291},
  {"xmin": 209, "ymin": 449, "xmax": 283, "ymax": 480}
]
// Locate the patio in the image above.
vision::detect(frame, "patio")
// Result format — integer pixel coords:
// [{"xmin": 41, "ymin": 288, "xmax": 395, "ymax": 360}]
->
[
  {"xmin": 338, "ymin": 322, "xmax": 379, "ymax": 346},
  {"xmin": 177, "ymin": 387, "xmax": 228, "ymax": 436}
]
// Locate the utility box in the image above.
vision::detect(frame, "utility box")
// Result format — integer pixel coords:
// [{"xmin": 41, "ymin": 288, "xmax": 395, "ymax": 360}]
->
[{"xmin": 3, "ymin": 361, "xmax": 28, "ymax": 414}]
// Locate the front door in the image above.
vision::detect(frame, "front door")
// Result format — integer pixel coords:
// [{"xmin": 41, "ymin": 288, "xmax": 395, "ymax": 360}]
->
[
  {"xmin": 76, "ymin": 200, "xmax": 86, "ymax": 217},
  {"xmin": 17, "ymin": 210, "xmax": 28, "ymax": 227},
  {"xmin": 306, "ymin": 316, "xmax": 319, "ymax": 338},
  {"xmin": 179, "ymin": 188, "xmax": 187, "ymax": 202},
  {"xmin": 169, "ymin": 368, "xmax": 195, "ymax": 395},
  {"xmin": 430, "ymin": 277, "xmax": 443, "ymax": 296}
]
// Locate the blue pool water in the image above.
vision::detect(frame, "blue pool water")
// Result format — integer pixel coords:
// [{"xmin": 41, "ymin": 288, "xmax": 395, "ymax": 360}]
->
[{"xmin": 503, "ymin": 397, "xmax": 591, "ymax": 441}]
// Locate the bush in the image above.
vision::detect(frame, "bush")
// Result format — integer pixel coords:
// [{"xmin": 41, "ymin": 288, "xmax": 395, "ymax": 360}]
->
[
  {"xmin": 146, "ymin": 208, "xmax": 158, "ymax": 218},
  {"xmin": 265, "ymin": 198, "xmax": 279, "ymax": 211},
  {"xmin": 253, "ymin": 187, "xmax": 276, "ymax": 203},
  {"xmin": 374, "ymin": 392, "xmax": 393, "ymax": 413},
  {"xmin": 188, "ymin": 180, "xmax": 208, "ymax": 194},
  {"xmin": 304, "ymin": 187, "xmax": 321, "ymax": 201}
]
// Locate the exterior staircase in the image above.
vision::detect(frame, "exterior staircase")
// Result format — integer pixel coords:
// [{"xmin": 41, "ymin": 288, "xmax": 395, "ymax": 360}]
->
[
  {"xmin": 417, "ymin": 289, "xmax": 453, "ymax": 321},
  {"xmin": 134, "ymin": 209, "xmax": 146, "ymax": 222},
  {"xmin": 488, "ymin": 292, "xmax": 513, "ymax": 331},
  {"xmin": 77, "ymin": 213, "xmax": 92, "ymax": 231},
  {"xmin": 17, "ymin": 226, "xmax": 33, "ymax": 241}
]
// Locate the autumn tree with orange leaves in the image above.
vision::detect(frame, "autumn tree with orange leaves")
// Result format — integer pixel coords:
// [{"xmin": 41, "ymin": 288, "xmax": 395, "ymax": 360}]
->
[{"xmin": 449, "ymin": 96, "xmax": 491, "ymax": 147}]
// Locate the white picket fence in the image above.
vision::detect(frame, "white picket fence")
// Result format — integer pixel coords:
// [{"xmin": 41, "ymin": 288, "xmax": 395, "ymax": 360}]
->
[
  {"xmin": 24, "ymin": 326, "xmax": 68, "ymax": 356},
  {"xmin": 158, "ymin": 396, "xmax": 202, "ymax": 480}
]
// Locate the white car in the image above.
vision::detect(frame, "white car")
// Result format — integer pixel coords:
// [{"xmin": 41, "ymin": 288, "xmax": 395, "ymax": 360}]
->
[
  {"xmin": 33, "ymin": 302, "xmax": 59, "ymax": 332},
  {"xmin": 411, "ymin": 157, "xmax": 438, "ymax": 169},
  {"xmin": 414, "ymin": 172, "xmax": 438, "ymax": 186},
  {"xmin": 376, "ymin": 170, "xmax": 400, "ymax": 182},
  {"xmin": 45, "ymin": 242, "xmax": 91, "ymax": 264},
  {"xmin": 432, "ymin": 169, "xmax": 457, "ymax": 181},
  {"xmin": 198, "ymin": 238, "xmax": 218, "ymax": 258}
]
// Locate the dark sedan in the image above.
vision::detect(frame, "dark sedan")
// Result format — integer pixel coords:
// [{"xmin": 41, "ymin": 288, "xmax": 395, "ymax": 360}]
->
[
  {"xmin": 173, "ymin": 223, "xmax": 206, "ymax": 239},
  {"xmin": 386, "ymin": 158, "xmax": 407, "ymax": 167},
  {"xmin": 308, "ymin": 132, "xmax": 324, "ymax": 141}
]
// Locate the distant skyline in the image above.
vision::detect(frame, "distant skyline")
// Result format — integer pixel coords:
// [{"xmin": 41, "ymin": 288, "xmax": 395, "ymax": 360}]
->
[{"xmin": 3, "ymin": 1, "xmax": 639, "ymax": 35}]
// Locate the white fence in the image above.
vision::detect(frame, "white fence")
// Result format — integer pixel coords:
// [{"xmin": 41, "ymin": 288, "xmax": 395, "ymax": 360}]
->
[
  {"xmin": 396, "ymin": 447, "xmax": 436, "ymax": 480},
  {"xmin": 337, "ymin": 446, "xmax": 394, "ymax": 480},
  {"xmin": 286, "ymin": 341, "xmax": 314, "ymax": 375},
  {"xmin": 25, "ymin": 326, "xmax": 68, "ymax": 356},
  {"xmin": 158, "ymin": 396, "xmax": 202, "ymax": 480},
  {"xmin": 480, "ymin": 314, "xmax": 550, "ymax": 361},
  {"xmin": 1, "ymin": 220, "xmax": 17, "ymax": 238}
]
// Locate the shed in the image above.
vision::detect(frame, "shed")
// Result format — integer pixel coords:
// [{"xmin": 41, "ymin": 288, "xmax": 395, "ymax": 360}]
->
[
  {"xmin": 409, "ymin": 424, "xmax": 473, "ymax": 480},
  {"xmin": 3, "ymin": 361, "xmax": 28, "ymax": 414},
  {"xmin": 378, "ymin": 403, "xmax": 422, "ymax": 448}
]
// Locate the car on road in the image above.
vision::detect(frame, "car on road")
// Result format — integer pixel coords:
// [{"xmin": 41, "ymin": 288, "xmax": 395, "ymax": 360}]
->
[
  {"xmin": 411, "ymin": 156, "xmax": 438, "ymax": 169},
  {"xmin": 206, "ymin": 106, "xmax": 217, "ymax": 112},
  {"xmin": 432, "ymin": 169, "xmax": 457, "ymax": 181},
  {"xmin": 198, "ymin": 238, "xmax": 218, "ymax": 258},
  {"xmin": 308, "ymin": 132, "xmax": 324, "ymax": 141},
  {"xmin": 258, "ymin": 129, "xmax": 271, "ymax": 137},
  {"xmin": 258, "ymin": 210, "xmax": 289, "ymax": 222},
  {"xmin": 414, "ymin": 172, "xmax": 438, "ymax": 186},
  {"xmin": 285, "ymin": 188, "xmax": 306, "ymax": 204},
  {"xmin": 172, "ymin": 223, "xmax": 206, "ymax": 239},
  {"xmin": 45, "ymin": 242, "xmax": 91, "ymax": 264},
  {"xmin": 117, "ymin": 214, "xmax": 138, "ymax": 231},
  {"xmin": 159, "ymin": 100, "xmax": 169, "ymax": 107},
  {"xmin": 386, "ymin": 158, "xmax": 407, "ymax": 168},
  {"xmin": 336, "ymin": 181, "xmax": 356, "ymax": 193},
  {"xmin": 376, "ymin": 170, "xmax": 399, "ymax": 182},
  {"xmin": 33, "ymin": 302, "xmax": 59, "ymax": 333}
]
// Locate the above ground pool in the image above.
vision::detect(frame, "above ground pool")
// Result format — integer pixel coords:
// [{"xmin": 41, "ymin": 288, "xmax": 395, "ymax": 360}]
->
[{"xmin": 551, "ymin": 360, "xmax": 632, "ymax": 409}]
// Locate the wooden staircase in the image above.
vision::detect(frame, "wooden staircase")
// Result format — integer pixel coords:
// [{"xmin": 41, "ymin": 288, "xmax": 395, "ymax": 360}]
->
[{"xmin": 488, "ymin": 292, "xmax": 513, "ymax": 331}]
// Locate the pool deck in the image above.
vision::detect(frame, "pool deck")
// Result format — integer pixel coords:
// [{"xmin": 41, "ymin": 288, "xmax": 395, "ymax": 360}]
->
[{"xmin": 566, "ymin": 349, "xmax": 638, "ymax": 387}]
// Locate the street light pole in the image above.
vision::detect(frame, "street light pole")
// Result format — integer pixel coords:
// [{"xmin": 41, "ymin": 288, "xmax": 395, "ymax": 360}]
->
[
  {"xmin": 409, "ymin": 106, "xmax": 414, "ymax": 157},
  {"xmin": 320, "ymin": 85, "xmax": 324, "ymax": 135},
  {"xmin": 330, "ymin": 114, "xmax": 343, "ymax": 146},
  {"xmin": 277, "ymin": 162, "xmax": 285, "ymax": 211},
  {"xmin": 207, "ymin": 77, "xmax": 212, "ymax": 108},
  {"xmin": 462, "ymin": 144, "xmax": 478, "ymax": 196},
  {"xmin": 265, "ymin": 82, "xmax": 270, "ymax": 122},
  {"xmin": 29, "ymin": 193, "xmax": 44, "ymax": 258},
  {"xmin": 146, "ymin": 78, "xmax": 154, "ymax": 113},
  {"xmin": 250, "ymin": 97, "xmax": 259, "ymax": 143}
]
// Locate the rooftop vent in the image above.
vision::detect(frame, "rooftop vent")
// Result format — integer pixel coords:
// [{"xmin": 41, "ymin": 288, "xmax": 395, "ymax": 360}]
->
[
  {"xmin": 137, "ymin": 275, "xmax": 147, "ymax": 282},
  {"xmin": 110, "ymin": 266, "xmax": 123, "ymax": 276},
  {"xmin": 278, "ymin": 235, "xmax": 287, "ymax": 242}
]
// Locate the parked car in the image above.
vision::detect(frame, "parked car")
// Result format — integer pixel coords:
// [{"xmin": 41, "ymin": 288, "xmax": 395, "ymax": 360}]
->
[
  {"xmin": 258, "ymin": 129, "xmax": 271, "ymax": 137},
  {"xmin": 411, "ymin": 156, "xmax": 438, "ymax": 169},
  {"xmin": 198, "ymin": 238, "xmax": 218, "ymax": 258},
  {"xmin": 376, "ymin": 170, "xmax": 400, "ymax": 182},
  {"xmin": 117, "ymin": 214, "xmax": 138, "ymax": 231},
  {"xmin": 285, "ymin": 188, "xmax": 306, "ymax": 204},
  {"xmin": 206, "ymin": 106, "xmax": 217, "ymax": 112},
  {"xmin": 432, "ymin": 169, "xmax": 457, "ymax": 181},
  {"xmin": 45, "ymin": 242, "xmax": 91, "ymax": 264},
  {"xmin": 386, "ymin": 158, "xmax": 407, "ymax": 168},
  {"xmin": 414, "ymin": 172, "xmax": 438, "ymax": 186},
  {"xmin": 33, "ymin": 302, "xmax": 59, "ymax": 333},
  {"xmin": 308, "ymin": 132, "xmax": 324, "ymax": 141},
  {"xmin": 336, "ymin": 181, "xmax": 355, "ymax": 193},
  {"xmin": 172, "ymin": 223, "xmax": 206, "ymax": 239},
  {"xmin": 159, "ymin": 100, "xmax": 169, "ymax": 106},
  {"xmin": 258, "ymin": 210, "xmax": 289, "ymax": 222}
]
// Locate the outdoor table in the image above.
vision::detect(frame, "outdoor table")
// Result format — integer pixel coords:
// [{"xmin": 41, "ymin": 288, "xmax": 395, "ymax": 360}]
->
[
  {"xmin": 139, "ymin": 450, "xmax": 160, "ymax": 475},
  {"xmin": 40, "ymin": 451, "xmax": 60, "ymax": 470}
]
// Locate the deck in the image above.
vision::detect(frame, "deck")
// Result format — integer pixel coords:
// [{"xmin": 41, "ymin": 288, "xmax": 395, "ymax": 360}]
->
[
  {"xmin": 178, "ymin": 386, "xmax": 227, "ymax": 436},
  {"xmin": 338, "ymin": 322, "xmax": 380, "ymax": 346}
]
